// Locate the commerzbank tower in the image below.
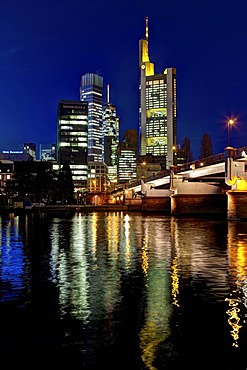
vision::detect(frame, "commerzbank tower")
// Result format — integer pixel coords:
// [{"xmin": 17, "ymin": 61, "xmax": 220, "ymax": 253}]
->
[{"xmin": 139, "ymin": 17, "xmax": 177, "ymax": 169}]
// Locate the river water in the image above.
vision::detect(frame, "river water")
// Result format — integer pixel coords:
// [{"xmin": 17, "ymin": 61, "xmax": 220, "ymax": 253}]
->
[{"xmin": 0, "ymin": 211, "xmax": 247, "ymax": 369}]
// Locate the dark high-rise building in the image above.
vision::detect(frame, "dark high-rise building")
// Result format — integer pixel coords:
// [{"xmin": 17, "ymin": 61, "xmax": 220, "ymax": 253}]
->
[
  {"xmin": 102, "ymin": 84, "xmax": 119, "ymax": 184},
  {"xmin": 80, "ymin": 73, "xmax": 103, "ymax": 162},
  {"xmin": 139, "ymin": 17, "xmax": 177, "ymax": 168},
  {"xmin": 57, "ymin": 100, "xmax": 88, "ymax": 191}
]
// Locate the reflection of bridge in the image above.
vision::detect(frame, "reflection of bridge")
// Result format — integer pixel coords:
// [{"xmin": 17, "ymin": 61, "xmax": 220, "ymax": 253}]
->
[{"xmin": 126, "ymin": 146, "xmax": 247, "ymax": 193}]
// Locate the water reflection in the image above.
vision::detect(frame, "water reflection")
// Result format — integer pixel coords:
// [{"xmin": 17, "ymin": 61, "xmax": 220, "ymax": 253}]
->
[
  {"xmin": 1, "ymin": 213, "xmax": 247, "ymax": 368},
  {"xmin": 139, "ymin": 218, "xmax": 172, "ymax": 370},
  {"xmin": 49, "ymin": 215, "xmax": 91, "ymax": 321},
  {"xmin": 226, "ymin": 222, "xmax": 247, "ymax": 347},
  {"xmin": 0, "ymin": 214, "xmax": 31, "ymax": 303}
]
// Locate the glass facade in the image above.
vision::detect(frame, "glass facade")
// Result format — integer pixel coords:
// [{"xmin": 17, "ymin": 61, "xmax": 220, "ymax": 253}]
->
[
  {"xmin": 57, "ymin": 100, "xmax": 88, "ymax": 191},
  {"xmin": 102, "ymin": 90, "xmax": 119, "ymax": 184},
  {"xmin": 80, "ymin": 73, "xmax": 103, "ymax": 162}
]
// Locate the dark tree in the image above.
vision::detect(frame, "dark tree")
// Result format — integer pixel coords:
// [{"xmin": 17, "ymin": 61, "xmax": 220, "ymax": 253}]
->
[
  {"xmin": 181, "ymin": 136, "xmax": 193, "ymax": 162},
  {"xmin": 34, "ymin": 162, "xmax": 55, "ymax": 203},
  {"xmin": 56, "ymin": 162, "xmax": 74, "ymax": 204},
  {"xmin": 200, "ymin": 133, "xmax": 213, "ymax": 159}
]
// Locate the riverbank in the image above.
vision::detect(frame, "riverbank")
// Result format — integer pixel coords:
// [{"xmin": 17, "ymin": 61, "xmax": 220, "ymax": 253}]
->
[{"xmin": 0, "ymin": 203, "xmax": 142, "ymax": 216}]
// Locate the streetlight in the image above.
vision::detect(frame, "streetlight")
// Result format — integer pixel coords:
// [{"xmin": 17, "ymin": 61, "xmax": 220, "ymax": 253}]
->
[{"xmin": 228, "ymin": 118, "xmax": 236, "ymax": 147}]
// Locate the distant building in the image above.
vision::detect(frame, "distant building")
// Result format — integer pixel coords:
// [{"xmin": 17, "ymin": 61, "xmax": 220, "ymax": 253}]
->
[
  {"xmin": 139, "ymin": 17, "xmax": 177, "ymax": 168},
  {"xmin": 0, "ymin": 160, "xmax": 13, "ymax": 191},
  {"xmin": 57, "ymin": 100, "xmax": 88, "ymax": 191},
  {"xmin": 80, "ymin": 73, "xmax": 103, "ymax": 162},
  {"xmin": 102, "ymin": 84, "xmax": 119, "ymax": 184},
  {"xmin": 173, "ymin": 146, "xmax": 187, "ymax": 168},
  {"xmin": 0, "ymin": 150, "xmax": 31, "ymax": 161},
  {"xmin": 88, "ymin": 161, "xmax": 108, "ymax": 193},
  {"xmin": 137, "ymin": 154, "xmax": 164, "ymax": 180},
  {"xmin": 23, "ymin": 142, "xmax": 36, "ymax": 160},
  {"xmin": 39, "ymin": 144, "xmax": 56, "ymax": 161}
]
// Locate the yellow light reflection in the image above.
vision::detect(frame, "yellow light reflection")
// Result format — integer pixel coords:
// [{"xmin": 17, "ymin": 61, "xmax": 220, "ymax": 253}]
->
[
  {"xmin": 107, "ymin": 212, "xmax": 119, "ymax": 254},
  {"xmin": 171, "ymin": 257, "xmax": 180, "ymax": 307},
  {"xmin": 141, "ymin": 240, "xmax": 149, "ymax": 278},
  {"xmin": 225, "ymin": 296, "xmax": 242, "ymax": 347},
  {"xmin": 140, "ymin": 321, "xmax": 160, "ymax": 370},
  {"xmin": 227, "ymin": 222, "xmax": 247, "ymax": 347},
  {"xmin": 124, "ymin": 214, "xmax": 131, "ymax": 264},
  {"xmin": 91, "ymin": 213, "xmax": 98, "ymax": 262}
]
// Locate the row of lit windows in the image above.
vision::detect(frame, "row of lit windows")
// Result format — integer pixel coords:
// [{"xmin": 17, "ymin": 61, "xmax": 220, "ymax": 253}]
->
[
  {"xmin": 60, "ymin": 142, "xmax": 87, "ymax": 147},
  {"xmin": 147, "ymin": 80, "xmax": 166, "ymax": 86},
  {"xmin": 60, "ymin": 120, "xmax": 87, "ymax": 126},
  {"xmin": 70, "ymin": 164, "xmax": 87, "ymax": 169},
  {"xmin": 0, "ymin": 174, "xmax": 11, "ymax": 180},
  {"xmin": 60, "ymin": 131, "xmax": 87, "ymax": 136},
  {"xmin": 60, "ymin": 135, "xmax": 87, "ymax": 140}
]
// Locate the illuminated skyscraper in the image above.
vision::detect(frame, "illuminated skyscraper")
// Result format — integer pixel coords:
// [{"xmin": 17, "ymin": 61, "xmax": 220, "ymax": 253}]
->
[
  {"xmin": 80, "ymin": 73, "xmax": 103, "ymax": 162},
  {"xmin": 102, "ymin": 84, "xmax": 119, "ymax": 184},
  {"xmin": 117, "ymin": 130, "xmax": 138, "ymax": 183},
  {"xmin": 57, "ymin": 100, "xmax": 88, "ymax": 191},
  {"xmin": 139, "ymin": 17, "xmax": 177, "ymax": 168}
]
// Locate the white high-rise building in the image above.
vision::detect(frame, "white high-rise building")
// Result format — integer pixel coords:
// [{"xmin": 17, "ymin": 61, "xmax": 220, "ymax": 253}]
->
[{"xmin": 80, "ymin": 73, "xmax": 103, "ymax": 162}]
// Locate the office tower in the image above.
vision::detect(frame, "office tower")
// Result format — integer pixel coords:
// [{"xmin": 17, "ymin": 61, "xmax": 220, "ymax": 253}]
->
[
  {"xmin": 102, "ymin": 84, "xmax": 119, "ymax": 184},
  {"xmin": 88, "ymin": 161, "xmax": 108, "ymax": 194},
  {"xmin": 139, "ymin": 17, "xmax": 177, "ymax": 168},
  {"xmin": 80, "ymin": 73, "xmax": 103, "ymax": 162},
  {"xmin": 23, "ymin": 142, "xmax": 36, "ymax": 160},
  {"xmin": 39, "ymin": 144, "xmax": 56, "ymax": 161},
  {"xmin": 117, "ymin": 130, "xmax": 138, "ymax": 183},
  {"xmin": 57, "ymin": 100, "xmax": 88, "ymax": 191}
]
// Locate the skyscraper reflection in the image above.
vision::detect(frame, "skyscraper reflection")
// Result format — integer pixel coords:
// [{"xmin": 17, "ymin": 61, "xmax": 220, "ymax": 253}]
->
[{"xmin": 1, "ymin": 213, "xmax": 247, "ymax": 368}]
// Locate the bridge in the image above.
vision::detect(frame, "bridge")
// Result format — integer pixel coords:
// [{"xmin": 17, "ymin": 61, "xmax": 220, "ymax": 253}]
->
[{"xmin": 125, "ymin": 146, "xmax": 247, "ymax": 194}]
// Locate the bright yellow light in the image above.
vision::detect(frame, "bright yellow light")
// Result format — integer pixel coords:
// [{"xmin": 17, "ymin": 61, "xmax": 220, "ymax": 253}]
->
[
  {"xmin": 171, "ymin": 257, "xmax": 180, "ymax": 307},
  {"xmin": 225, "ymin": 296, "xmax": 242, "ymax": 347},
  {"xmin": 228, "ymin": 118, "xmax": 237, "ymax": 126}
]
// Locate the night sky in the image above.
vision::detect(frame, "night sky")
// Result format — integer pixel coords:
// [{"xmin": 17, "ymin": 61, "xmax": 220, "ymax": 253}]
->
[{"xmin": 1, "ymin": 0, "xmax": 247, "ymax": 159}]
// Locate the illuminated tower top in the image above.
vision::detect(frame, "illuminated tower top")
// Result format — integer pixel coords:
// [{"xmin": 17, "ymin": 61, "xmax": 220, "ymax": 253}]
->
[
  {"xmin": 145, "ymin": 16, "xmax": 149, "ymax": 44},
  {"xmin": 139, "ymin": 16, "xmax": 154, "ymax": 76}
]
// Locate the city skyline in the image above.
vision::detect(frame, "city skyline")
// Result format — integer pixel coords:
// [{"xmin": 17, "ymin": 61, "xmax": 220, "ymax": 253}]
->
[{"xmin": 1, "ymin": 0, "xmax": 247, "ymax": 159}]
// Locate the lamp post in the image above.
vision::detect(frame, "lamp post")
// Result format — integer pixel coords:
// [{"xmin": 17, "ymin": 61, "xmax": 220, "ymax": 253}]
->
[{"xmin": 228, "ymin": 118, "xmax": 236, "ymax": 147}]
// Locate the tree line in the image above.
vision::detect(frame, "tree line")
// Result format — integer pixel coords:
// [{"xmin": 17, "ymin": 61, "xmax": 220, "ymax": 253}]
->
[
  {"xmin": 3, "ymin": 161, "xmax": 74, "ymax": 205},
  {"xmin": 181, "ymin": 133, "xmax": 213, "ymax": 163}
]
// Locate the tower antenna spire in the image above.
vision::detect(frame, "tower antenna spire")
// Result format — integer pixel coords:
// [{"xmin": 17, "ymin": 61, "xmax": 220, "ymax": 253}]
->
[
  {"xmin": 107, "ymin": 84, "xmax": 110, "ymax": 103},
  {"xmin": 145, "ymin": 16, "xmax": 149, "ymax": 44}
]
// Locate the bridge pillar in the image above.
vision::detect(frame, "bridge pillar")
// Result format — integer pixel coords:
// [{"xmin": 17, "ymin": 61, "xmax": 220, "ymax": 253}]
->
[
  {"xmin": 227, "ymin": 191, "xmax": 247, "ymax": 220},
  {"xmin": 142, "ymin": 196, "xmax": 170, "ymax": 213},
  {"xmin": 171, "ymin": 194, "xmax": 227, "ymax": 216}
]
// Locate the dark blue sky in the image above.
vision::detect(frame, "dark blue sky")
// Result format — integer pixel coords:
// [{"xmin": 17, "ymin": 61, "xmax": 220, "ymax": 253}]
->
[{"xmin": 1, "ymin": 0, "xmax": 247, "ymax": 159}]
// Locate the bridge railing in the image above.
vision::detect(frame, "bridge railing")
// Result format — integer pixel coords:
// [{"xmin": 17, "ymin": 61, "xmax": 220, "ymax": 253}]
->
[{"xmin": 125, "ymin": 146, "xmax": 247, "ymax": 190}]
